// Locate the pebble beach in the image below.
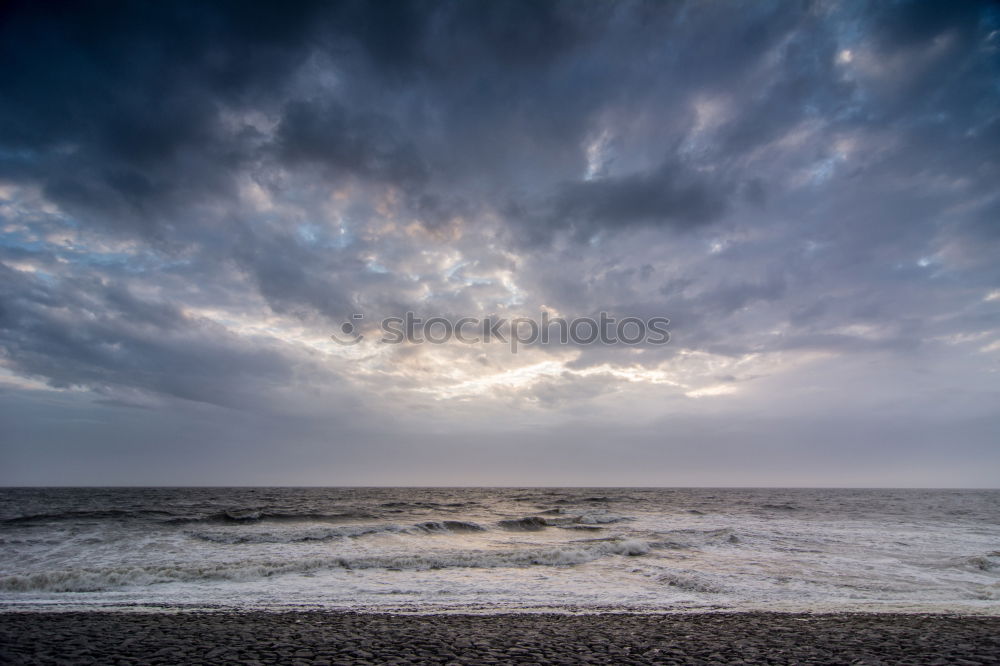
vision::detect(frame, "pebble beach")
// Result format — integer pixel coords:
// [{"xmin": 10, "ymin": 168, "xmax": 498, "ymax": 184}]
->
[{"xmin": 2, "ymin": 611, "xmax": 999, "ymax": 665}]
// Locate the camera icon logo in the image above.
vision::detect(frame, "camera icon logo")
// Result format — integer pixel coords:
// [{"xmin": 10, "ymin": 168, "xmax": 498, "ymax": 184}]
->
[{"xmin": 330, "ymin": 313, "xmax": 364, "ymax": 345}]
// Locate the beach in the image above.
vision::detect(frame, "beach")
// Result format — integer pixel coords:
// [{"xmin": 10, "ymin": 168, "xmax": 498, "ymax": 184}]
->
[{"xmin": 2, "ymin": 611, "xmax": 999, "ymax": 664}]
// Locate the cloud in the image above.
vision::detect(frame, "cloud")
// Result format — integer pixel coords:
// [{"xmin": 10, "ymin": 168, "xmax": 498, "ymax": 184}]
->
[
  {"xmin": 0, "ymin": 262, "xmax": 294, "ymax": 409},
  {"xmin": 275, "ymin": 99, "xmax": 429, "ymax": 187},
  {"xmin": 510, "ymin": 157, "xmax": 731, "ymax": 246},
  {"xmin": 0, "ymin": 0, "xmax": 998, "ymax": 484}
]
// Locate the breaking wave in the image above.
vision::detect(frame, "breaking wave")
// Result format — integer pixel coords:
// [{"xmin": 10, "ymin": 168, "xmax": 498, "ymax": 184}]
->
[
  {"xmin": 498, "ymin": 513, "xmax": 631, "ymax": 531},
  {"xmin": 1, "ymin": 510, "xmax": 175, "ymax": 525},
  {"xmin": 648, "ymin": 528, "xmax": 740, "ymax": 550},
  {"xmin": 760, "ymin": 503, "xmax": 799, "ymax": 512},
  {"xmin": 0, "ymin": 539, "xmax": 653, "ymax": 592},
  {"xmin": 166, "ymin": 511, "xmax": 376, "ymax": 525},
  {"xmin": 414, "ymin": 520, "xmax": 485, "ymax": 533},
  {"xmin": 0, "ymin": 509, "xmax": 384, "ymax": 526},
  {"xmin": 964, "ymin": 552, "xmax": 1000, "ymax": 572},
  {"xmin": 550, "ymin": 496, "xmax": 627, "ymax": 505},
  {"xmin": 658, "ymin": 569, "xmax": 725, "ymax": 594},
  {"xmin": 188, "ymin": 520, "xmax": 487, "ymax": 544},
  {"xmin": 498, "ymin": 517, "xmax": 549, "ymax": 531}
]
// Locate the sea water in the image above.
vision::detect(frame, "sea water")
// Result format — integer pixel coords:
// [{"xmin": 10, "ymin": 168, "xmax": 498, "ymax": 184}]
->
[{"xmin": 1, "ymin": 487, "xmax": 997, "ymax": 613}]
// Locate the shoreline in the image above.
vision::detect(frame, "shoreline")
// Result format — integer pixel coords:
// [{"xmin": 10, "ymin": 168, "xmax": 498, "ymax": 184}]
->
[
  {"xmin": 2, "ymin": 604, "xmax": 1000, "ymax": 616},
  {"xmin": 3, "ymin": 611, "xmax": 999, "ymax": 664}
]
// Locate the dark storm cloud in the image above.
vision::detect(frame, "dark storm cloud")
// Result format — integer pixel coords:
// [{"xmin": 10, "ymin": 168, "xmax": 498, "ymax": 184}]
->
[
  {"xmin": 0, "ymin": 261, "xmax": 293, "ymax": 408},
  {"xmin": 275, "ymin": 99, "xmax": 428, "ymax": 187},
  {"xmin": 0, "ymin": 0, "xmax": 335, "ymax": 236},
  {"xmin": 231, "ymin": 227, "xmax": 361, "ymax": 322},
  {"xmin": 870, "ymin": 0, "xmax": 984, "ymax": 52},
  {"xmin": 510, "ymin": 156, "xmax": 731, "ymax": 246}
]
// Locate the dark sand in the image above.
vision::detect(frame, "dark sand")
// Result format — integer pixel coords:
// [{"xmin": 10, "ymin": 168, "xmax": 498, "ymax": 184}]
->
[{"xmin": 1, "ymin": 611, "xmax": 999, "ymax": 664}]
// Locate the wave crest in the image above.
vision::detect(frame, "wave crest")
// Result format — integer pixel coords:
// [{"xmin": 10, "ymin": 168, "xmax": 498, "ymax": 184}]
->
[{"xmin": 0, "ymin": 539, "xmax": 652, "ymax": 592}]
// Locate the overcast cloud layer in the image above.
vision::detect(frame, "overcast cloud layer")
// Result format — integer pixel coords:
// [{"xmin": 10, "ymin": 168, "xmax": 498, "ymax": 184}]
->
[{"xmin": 1, "ymin": 0, "xmax": 998, "ymax": 486}]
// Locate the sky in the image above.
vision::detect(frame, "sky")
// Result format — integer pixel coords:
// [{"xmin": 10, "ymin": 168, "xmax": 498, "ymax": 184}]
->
[{"xmin": 0, "ymin": 0, "xmax": 998, "ymax": 487}]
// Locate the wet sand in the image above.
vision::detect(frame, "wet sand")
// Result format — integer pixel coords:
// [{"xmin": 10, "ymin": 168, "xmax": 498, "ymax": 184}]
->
[{"xmin": 1, "ymin": 611, "xmax": 999, "ymax": 664}]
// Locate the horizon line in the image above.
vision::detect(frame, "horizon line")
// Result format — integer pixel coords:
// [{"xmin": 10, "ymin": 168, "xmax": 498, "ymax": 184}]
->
[{"xmin": 2, "ymin": 485, "xmax": 997, "ymax": 490}]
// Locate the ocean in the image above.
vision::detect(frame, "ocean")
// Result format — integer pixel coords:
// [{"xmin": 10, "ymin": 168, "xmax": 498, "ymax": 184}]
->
[{"xmin": 1, "ymin": 487, "xmax": 997, "ymax": 613}]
